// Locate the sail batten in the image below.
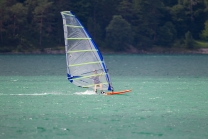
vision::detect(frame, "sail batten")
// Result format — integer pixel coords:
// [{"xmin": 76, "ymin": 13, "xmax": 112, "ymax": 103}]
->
[
  {"xmin": 68, "ymin": 61, "xmax": 102, "ymax": 67},
  {"xmin": 66, "ymin": 38, "xmax": 91, "ymax": 40},
  {"xmin": 68, "ymin": 49, "xmax": 97, "ymax": 53},
  {"xmin": 65, "ymin": 25, "xmax": 83, "ymax": 28},
  {"xmin": 69, "ymin": 73, "xmax": 107, "ymax": 80},
  {"xmin": 61, "ymin": 12, "xmax": 73, "ymax": 16},
  {"xmin": 61, "ymin": 11, "xmax": 113, "ymax": 91},
  {"xmin": 82, "ymin": 82, "xmax": 108, "ymax": 88}
]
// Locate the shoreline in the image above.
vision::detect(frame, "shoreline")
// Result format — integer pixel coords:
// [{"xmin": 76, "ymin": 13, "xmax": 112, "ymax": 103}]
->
[{"xmin": 1, "ymin": 48, "xmax": 208, "ymax": 55}]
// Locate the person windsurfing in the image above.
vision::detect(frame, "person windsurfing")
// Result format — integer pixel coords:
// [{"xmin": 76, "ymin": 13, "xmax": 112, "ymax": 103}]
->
[{"xmin": 91, "ymin": 70, "xmax": 105, "ymax": 94}]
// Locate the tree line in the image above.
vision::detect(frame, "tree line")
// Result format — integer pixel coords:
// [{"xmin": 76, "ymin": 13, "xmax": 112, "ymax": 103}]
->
[{"xmin": 0, "ymin": 0, "xmax": 208, "ymax": 53}]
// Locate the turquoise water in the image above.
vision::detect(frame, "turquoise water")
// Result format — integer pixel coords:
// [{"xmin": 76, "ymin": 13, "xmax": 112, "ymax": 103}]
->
[{"xmin": 0, "ymin": 54, "xmax": 208, "ymax": 139}]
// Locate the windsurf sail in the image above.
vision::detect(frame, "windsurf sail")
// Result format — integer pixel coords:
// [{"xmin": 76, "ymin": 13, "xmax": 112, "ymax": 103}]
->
[{"xmin": 61, "ymin": 11, "xmax": 113, "ymax": 91}]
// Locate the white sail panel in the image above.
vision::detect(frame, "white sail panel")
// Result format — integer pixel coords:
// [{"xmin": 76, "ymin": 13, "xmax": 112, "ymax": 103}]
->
[{"xmin": 61, "ymin": 11, "xmax": 113, "ymax": 91}]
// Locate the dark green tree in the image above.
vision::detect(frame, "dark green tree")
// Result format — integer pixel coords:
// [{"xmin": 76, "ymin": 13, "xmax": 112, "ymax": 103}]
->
[
  {"xmin": 161, "ymin": 0, "xmax": 178, "ymax": 6},
  {"xmin": 170, "ymin": 0, "xmax": 207, "ymax": 40},
  {"xmin": 131, "ymin": 0, "xmax": 164, "ymax": 48},
  {"xmin": 70, "ymin": 0, "xmax": 91, "ymax": 25},
  {"xmin": 53, "ymin": 0, "xmax": 72, "ymax": 45},
  {"xmin": 117, "ymin": 0, "xmax": 133, "ymax": 22},
  {"xmin": 9, "ymin": 2, "xmax": 27, "ymax": 32},
  {"xmin": 170, "ymin": 4, "xmax": 188, "ymax": 38},
  {"xmin": 205, "ymin": 0, "xmax": 208, "ymax": 13},
  {"xmin": 0, "ymin": 0, "xmax": 7, "ymax": 45},
  {"xmin": 90, "ymin": 0, "xmax": 122, "ymax": 41},
  {"xmin": 87, "ymin": 17, "xmax": 103, "ymax": 47},
  {"xmin": 105, "ymin": 15, "xmax": 133, "ymax": 51},
  {"xmin": 84, "ymin": 0, "xmax": 103, "ymax": 47},
  {"xmin": 33, "ymin": 0, "xmax": 53, "ymax": 47},
  {"xmin": 201, "ymin": 20, "xmax": 208, "ymax": 40},
  {"xmin": 157, "ymin": 22, "xmax": 177, "ymax": 47},
  {"xmin": 185, "ymin": 31, "xmax": 194, "ymax": 49}
]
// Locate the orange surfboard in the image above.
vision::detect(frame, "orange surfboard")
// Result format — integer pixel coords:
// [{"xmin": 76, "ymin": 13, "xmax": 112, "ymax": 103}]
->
[{"xmin": 106, "ymin": 89, "xmax": 132, "ymax": 95}]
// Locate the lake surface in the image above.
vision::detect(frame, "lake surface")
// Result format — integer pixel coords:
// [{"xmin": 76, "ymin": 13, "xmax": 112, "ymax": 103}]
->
[{"xmin": 0, "ymin": 54, "xmax": 208, "ymax": 139}]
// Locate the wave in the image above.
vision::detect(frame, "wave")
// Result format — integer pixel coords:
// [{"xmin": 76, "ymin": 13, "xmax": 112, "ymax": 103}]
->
[
  {"xmin": 74, "ymin": 90, "xmax": 96, "ymax": 95},
  {"xmin": 0, "ymin": 92, "xmax": 71, "ymax": 96},
  {"xmin": 0, "ymin": 91, "xmax": 97, "ymax": 96}
]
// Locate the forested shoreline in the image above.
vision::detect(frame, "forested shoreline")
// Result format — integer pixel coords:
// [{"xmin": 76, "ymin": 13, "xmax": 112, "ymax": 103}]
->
[{"xmin": 0, "ymin": 0, "xmax": 208, "ymax": 53}]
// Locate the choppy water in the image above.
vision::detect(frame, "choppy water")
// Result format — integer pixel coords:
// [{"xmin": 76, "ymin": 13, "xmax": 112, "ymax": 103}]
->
[{"xmin": 0, "ymin": 54, "xmax": 208, "ymax": 139}]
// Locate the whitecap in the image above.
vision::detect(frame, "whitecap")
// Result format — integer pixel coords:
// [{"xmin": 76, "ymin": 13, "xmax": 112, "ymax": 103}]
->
[{"xmin": 74, "ymin": 90, "xmax": 96, "ymax": 95}]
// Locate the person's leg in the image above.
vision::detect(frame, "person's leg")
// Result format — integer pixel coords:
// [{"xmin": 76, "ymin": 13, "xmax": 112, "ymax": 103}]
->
[
  {"xmin": 100, "ymin": 84, "xmax": 105, "ymax": 94},
  {"xmin": 100, "ymin": 84, "xmax": 103, "ymax": 91},
  {"xmin": 94, "ymin": 85, "xmax": 97, "ymax": 93}
]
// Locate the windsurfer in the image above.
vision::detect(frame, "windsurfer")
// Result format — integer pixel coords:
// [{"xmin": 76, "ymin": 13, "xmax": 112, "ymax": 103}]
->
[{"xmin": 91, "ymin": 70, "xmax": 105, "ymax": 94}]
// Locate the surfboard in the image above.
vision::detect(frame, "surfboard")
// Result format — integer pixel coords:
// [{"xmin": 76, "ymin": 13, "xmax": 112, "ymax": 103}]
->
[{"xmin": 105, "ymin": 89, "xmax": 132, "ymax": 95}]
